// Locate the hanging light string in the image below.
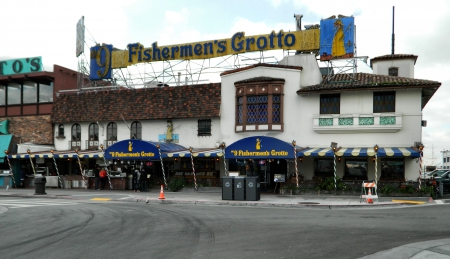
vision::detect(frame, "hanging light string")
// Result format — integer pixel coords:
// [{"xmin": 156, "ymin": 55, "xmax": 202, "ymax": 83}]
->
[
  {"xmin": 75, "ymin": 150, "xmax": 88, "ymax": 189},
  {"xmin": 292, "ymin": 141, "xmax": 299, "ymax": 188},
  {"xmin": 50, "ymin": 150, "xmax": 64, "ymax": 189},
  {"xmin": 4, "ymin": 151, "xmax": 17, "ymax": 188},
  {"xmin": 189, "ymin": 147, "xmax": 198, "ymax": 191},
  {"xmin": 99, "ymin": 145, "xmax": 113, "ymax": 190},
  {"xmin": 220, "ymin": 142, "xmax": 227, "ymax": 176},
  {"xmin": 27, "ymin": 149, "xmax": 36, "ymax": 176},
  {"xmin": 156, "ymin": 144, "xmax": 168, "ymax": 188}
]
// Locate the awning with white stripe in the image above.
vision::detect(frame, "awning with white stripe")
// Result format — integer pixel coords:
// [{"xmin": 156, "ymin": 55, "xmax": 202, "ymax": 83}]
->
[
  {"xmin": 298, "ymin": 147, "xmax": 420, "ymax": 158},
  {"xmin": 8, "ymin": 150, "xmax": 104, "ymax": 159},
  {"xmin": 162, "ymin": 148, "xmax": 224, "ymax": 158}
]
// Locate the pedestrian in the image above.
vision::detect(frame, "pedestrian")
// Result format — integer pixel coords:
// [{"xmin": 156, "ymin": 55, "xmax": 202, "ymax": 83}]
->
[
  {"xmin": 94, "ymin": 165, "xmax": 100, "ymax": 190},
  {"xmin": 20, "ymin": 167, "xmax": 27, "ymax": 188},
  {"xmin": 140, "ymin": 168, "xmax": 147, "ymax": 192},
  {"xmin": 133, "ymin": 168, "xmax": 140, "ymax": 192},
  {"xmin": 99, "ymin": 167, "xmax": 107, "ymax": 190}
]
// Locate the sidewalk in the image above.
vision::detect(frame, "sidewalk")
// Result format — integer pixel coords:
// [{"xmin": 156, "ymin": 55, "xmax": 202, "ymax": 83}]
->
[{"xmin": 0, "ymin": 186, "xmax": 435, "ymax": 208}]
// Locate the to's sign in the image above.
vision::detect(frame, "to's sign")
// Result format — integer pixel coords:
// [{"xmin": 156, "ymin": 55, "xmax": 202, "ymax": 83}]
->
[{"xmin": 0, "ymin": 57, "xmax": 42, "ymax": 76}]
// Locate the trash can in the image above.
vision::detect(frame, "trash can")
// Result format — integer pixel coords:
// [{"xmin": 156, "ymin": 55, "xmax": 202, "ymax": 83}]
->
[
  {"xmin": 64, "ymin": 180, "xmax": 72, "ymax": 189},
  {"xmin": 222, "ymin": 176, "xmax": 234, "ymax": 200},
  {"xmin": 34, "ymin": 176, "xmax": 47, "ymax": 195},
  {"xmin": 234, "ymin": 177, "xmax": 245, "ymax": 201},
  {"xmin": 127, "ymin": 174, "xmax": 133, "ymax": 190},
  {"xmin": 245, "ymin": 176, "xmax": 260, "ymax": 201}
]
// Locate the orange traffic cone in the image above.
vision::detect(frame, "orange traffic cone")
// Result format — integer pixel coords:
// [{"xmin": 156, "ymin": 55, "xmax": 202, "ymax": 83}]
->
[
  {"xmin": 159, "ymin": 185, "xmax": 165, "ymax": 200},
  {"xmin": 366, "ymin": 188, "xmax": 373, "ymax": 204}
]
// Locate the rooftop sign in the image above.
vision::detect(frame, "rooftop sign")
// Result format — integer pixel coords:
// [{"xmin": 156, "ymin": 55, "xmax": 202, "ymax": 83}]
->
[
  {"xmin": 90, "ymin": 30, "xmax": 320, "ymax": 80},
  {"xmin": 0, "ymin": 57, "xmax": 43, "ymax": 76}
]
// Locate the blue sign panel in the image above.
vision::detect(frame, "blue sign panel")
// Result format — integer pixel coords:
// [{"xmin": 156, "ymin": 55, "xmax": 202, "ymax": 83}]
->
[
  {"xmin": 0, "ymin": 57, "xmax": 42, "ymax": 76},
  {"xmin": 225, "ymin": 136, "xmax": 295, "ymax": 159},
  {"xmin": 90, "ymin": 44, "xmax": 113, "ymax": 80},
  {"xmin": 104, "ymin": 139, "xmax": 185, "ymax": 160},
  {"xmin": 319, "ymin": 17, "xmax": 355, "ymax": 61}
]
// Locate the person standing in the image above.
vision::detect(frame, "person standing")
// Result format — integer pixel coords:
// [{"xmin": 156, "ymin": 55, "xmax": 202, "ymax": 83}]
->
[
  {"xmin": 133, "ymin": 168, "xmax": 140, "ymax": 192},
  {"xmin": 94, "ymin": 165, "xmax": 100, "ymax": 190},
  {"xmin": 99, "ymin": 167, "xmax": 107, "ymax": 190},
  {"xmin": 20, "ymin": 167, "xmax": 27, "ymax": 188},
  {"xmin": 140, "ymin": 168, "xmax": 147, "ymax": 192}
]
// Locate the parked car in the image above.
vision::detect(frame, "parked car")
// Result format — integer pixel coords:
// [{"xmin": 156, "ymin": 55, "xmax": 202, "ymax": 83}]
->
[
  {"xmin": 432, "ymin": 171, "xmax": 450, "ymax": 193},
  {"xmin": 420, "ymin": 169, "xmax": 450, "ymax": 179}
]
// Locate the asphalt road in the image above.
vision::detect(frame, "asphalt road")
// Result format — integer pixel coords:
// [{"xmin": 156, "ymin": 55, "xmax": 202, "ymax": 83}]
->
[{"xmin": 0, "ymin": 197, "xmax": 449, "ymax": 259}]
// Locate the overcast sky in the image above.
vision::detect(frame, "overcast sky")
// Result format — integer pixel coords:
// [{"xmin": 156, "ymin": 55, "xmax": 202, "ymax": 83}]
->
[{"xmin": 2, "ymin": 0, "xmax": 449, "ymax": 166}]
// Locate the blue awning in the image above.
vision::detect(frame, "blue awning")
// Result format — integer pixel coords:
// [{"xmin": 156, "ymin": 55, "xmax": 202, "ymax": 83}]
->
[
  {"xmin": 104, "ymin": 139, "xmax": 186, "ymax": 160},
  {"xmin": 298, "ymin": 147, "xmax": 420, "ymax": 158},
  {"xmin": 0, "ymin": 134, "xmax": 13, "ymax": 163},
  {"xmin": 225, "ymin": 136, "xmax": 298, "ymax": 159}
]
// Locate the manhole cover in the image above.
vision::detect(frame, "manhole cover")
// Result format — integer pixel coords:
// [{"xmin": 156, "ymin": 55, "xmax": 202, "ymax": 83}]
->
[{"xmin": 298, "ymin": 202, "xmax": 320, "ymax": 205}]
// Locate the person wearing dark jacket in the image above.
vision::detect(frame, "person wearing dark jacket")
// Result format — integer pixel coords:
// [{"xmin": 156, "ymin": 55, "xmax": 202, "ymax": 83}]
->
[
  {"xmin": 140, "ymin": 168, "xmax": 147, "ymax": 192},
  {"xmin": 94, "ymin": 166, "xmax": 100, "ymax": 190}
]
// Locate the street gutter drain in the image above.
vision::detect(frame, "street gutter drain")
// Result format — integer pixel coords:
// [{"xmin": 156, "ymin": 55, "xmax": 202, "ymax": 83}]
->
[{"xmin": 298, "ymin": 202, "xmax": 320, "ymax": 205}]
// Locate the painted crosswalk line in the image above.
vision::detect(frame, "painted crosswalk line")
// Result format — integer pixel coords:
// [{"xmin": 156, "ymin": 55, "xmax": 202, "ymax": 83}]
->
[{"xmin": 0, "ymin": 199, "xmax": 78, "ymax": 209}]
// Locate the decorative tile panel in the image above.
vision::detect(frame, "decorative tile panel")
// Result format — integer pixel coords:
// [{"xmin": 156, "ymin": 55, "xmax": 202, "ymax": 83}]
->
[
  {"xmin": 380, "ymin": 116, "xmax": 396, "ymax": 125},
  {"xmin": 338, "ymin": 117, "xmax": 353, "ymax": 125},
  {"xmin": 319, "ymin": 118, "xmax": 333, "ymax": 126},
  {"xmin": 359, "ymin": 117, "xmax": 374, "ymax": 125}
]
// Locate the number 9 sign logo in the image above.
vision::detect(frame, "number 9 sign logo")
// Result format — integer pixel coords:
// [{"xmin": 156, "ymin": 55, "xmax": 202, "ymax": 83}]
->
[{"xmin": 89, "ymin": 44, "xmax": 113, "ymax": 80}]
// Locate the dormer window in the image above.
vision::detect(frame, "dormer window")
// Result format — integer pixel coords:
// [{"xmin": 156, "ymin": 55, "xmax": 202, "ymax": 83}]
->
[{"xmin": 388, "ymin": 67, "xmax": 398, "ymax": 77}]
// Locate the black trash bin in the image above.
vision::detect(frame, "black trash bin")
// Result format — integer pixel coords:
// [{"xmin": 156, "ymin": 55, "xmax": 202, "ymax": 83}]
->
[
  {"xmin": 222, "ymin": 176, "xmax": 234, "ymax": 200},
  {"xmin": 234, "ymin": 177, "xmax": 245, "ymax": 201},
  {"xmin": 34, "ymin": 176, "xmax": 47, "ymax": 195},
  {"xmin": 245, "ymin": 176, "xmax": 260, "ymax": 201}
]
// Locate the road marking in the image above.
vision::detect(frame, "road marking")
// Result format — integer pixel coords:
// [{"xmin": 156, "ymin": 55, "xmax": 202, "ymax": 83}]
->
[
  {"xmin": 0, "ymin": 199, "xmax": 78, "ymax": 209},
  {"xmin": 435, "ymin": 200, "xmax": 444, "ymax": 204},
  {"xmin": 391, "ymin": 199, "xmax": 426, "ymax": 204},
  {"xmin": 90, "ymin": 198, "xmax": 111, "ymax": 201}
]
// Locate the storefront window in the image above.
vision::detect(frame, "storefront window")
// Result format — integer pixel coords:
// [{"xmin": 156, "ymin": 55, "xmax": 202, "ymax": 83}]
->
[
  {"xmin": 0, "ymin": 86, "xmax": 5, "ymax": 105},
  {"xmin": 314, "ymin": 158, "xmax": 334, "ymax": 178},
  {"xmin": 39, "ymin": 82, "xmax": 53, "ymax": 102},
  {"xmin": 381, "ymin": 158, "xmax": 404, "ymax": 180},
  {"xmin": 23, "ymin": 81, "xmax": 37, "ymax": 104},
  {"xmin": 344, "ymin": 158, "xmax": 368, "ymax": 180},
  {"xmin": 7, "ymin": 83, "xmax": 21, "ymax": 105}
]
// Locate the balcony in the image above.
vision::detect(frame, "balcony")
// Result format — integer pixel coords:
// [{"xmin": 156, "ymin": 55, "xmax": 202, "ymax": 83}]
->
[
  {"xmin": 104, "ymin": 140, "xmax": 117, "ymax": 148},
  {"xmin": 69, "ymin": 141, "xmax": 81, "ymax": 151},
  {"xmin": 86, "ymin": 140, "xmax": 100, "ymax": 150},
  {"xmin": 313, "ymin": 113, "xmax": 402, "ymax": 133}
]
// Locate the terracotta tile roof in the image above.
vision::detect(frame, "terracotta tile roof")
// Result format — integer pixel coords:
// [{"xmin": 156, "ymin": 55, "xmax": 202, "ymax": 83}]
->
[
  {"xmin": 220, "ymin": 63, "xmax": 302, "ymax": 76},
  {"xmin": 370, "ymin": 54, "xmax": 418, "ymax": 67},
  {"xmin": 296, "ymin": 73, "xmax": 441, "ymax": 109},
  {"xmin": 51, "ymin": 83, "xmax": 221, "ymax": 123},
  {"xmin": 235, "ymin": 76, "xmax": 285, "ymax": 84}
]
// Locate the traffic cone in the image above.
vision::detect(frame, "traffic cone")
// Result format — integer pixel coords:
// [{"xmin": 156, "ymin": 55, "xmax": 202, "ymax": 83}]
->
[
  {"xmin": 367, "ymin": 188, "xmax": 373, "ymax": 204},
  {"xmin": 159, "ymin": 185, "xmax": 165, "ymax": 200}
]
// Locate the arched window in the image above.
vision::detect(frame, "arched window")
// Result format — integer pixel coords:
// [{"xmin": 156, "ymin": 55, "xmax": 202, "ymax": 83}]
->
[
  {"xmin": 130, "ymin": 121, "xmax": 142, "ymax": 140},
  {"xmin": 71, "ymin": 124, "xmax": 81, "ymax": 141},
  {"xmin": 58, "ymin": 124, "xmax": 64, "ymax": 137},
  {"xmin": 107, "ymin": 122, "xmax": 117, "ymax": 141},
  {"xmin": 89, "ymin": 123, "xmax": 99, "ymax": 141}
]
